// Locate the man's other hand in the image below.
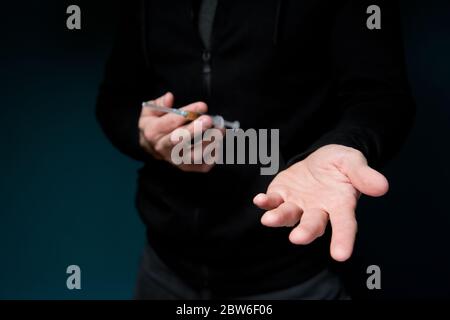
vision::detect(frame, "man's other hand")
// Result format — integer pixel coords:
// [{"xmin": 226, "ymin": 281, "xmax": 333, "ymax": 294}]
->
[{"xmin": 253, "ymin": 144, "xmax": 389, "ymax": 262}]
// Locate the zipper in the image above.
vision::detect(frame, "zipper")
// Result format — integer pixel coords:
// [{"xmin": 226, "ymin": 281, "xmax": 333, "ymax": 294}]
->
[
  {"xmin": 194, "ymin": 0, "xmax": 216, "ymax": 293},
  {"xmin": 202, "ymin": 50, "xmax": 212, "ymax": 97}
]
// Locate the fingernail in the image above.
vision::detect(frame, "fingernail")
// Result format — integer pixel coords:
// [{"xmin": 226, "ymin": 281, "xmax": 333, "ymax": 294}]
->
[{"xmin": 257, "ymin": 193, "xmax": 266, "ymax": 201}]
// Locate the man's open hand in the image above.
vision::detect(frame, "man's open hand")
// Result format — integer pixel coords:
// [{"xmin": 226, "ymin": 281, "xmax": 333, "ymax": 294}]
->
[{"xmin": 253, "ymin": 144, "xmax": 389, "ymax": 262}]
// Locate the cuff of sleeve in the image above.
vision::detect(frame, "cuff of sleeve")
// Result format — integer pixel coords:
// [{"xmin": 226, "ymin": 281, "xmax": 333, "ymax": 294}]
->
[{"xmin": 286, "ymin": 128, "xmax": 379, "ymax": 168}]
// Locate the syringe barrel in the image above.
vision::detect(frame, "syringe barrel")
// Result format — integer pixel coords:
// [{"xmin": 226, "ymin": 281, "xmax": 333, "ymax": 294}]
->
[{"xmin": 212, "ymin": 116, "xmax": 240, "ymax": 129}]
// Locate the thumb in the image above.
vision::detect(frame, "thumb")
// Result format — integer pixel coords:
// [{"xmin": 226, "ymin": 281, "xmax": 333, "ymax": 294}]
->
[
  {"xmin": 340, "ymin": 156, "xmax": 389, "ymax": 197},
  {"xmin": 160, "ymin": 92, "xmax": 174, "ymax": 108}
]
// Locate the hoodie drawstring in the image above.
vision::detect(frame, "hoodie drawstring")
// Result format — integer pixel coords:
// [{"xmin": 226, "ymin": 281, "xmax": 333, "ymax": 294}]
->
[{"xmin": 273, "ymin": 0, "xmax": 283, "ymax": 46}]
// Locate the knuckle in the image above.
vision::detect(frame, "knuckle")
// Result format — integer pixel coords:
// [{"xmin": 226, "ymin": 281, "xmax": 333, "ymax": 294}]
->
[
  {"xmin": 153, "ymin": 141, "xmax": 165, "ymax": 153},
  {"xmin": 268, "ymin": 184, "xmax": 289, "ymax": 199},
  {"xmin": 143, "ymin": 128, "xmax": 156, "ymax": 144},
  {"xmin": 138, "ymin": 116, "xmax": 151, "ymax": 130}
]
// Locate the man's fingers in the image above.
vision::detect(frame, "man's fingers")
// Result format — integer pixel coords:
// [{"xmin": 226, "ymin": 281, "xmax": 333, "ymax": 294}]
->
[
  {"xmin": 253, "ymin": 192, "xmax": 284, "ymax": 211},
  {"xmin": 151, "ymin": 115, "xmax": 216, "ymax": 165},
  {"xmin": 154, "ymin": 92, "xmax": 174, "ymax": 108},
  {"xmin": 152, "ymin": 102, "xmax": 208, "ymax": 135},
  {"xmin": 152, "ymin": 115, "xmax": 212, "ymax": 159},
  {"xmin": 261, "ymin": 202, "xmax": 302, "ymax": 227},
  {"xmin": 328, "ymin": 208, "xmax": 357, "ymax": 262},
  {"xmin": 289, "ymin": 208, "xmax": 329, "ymax": 245},
  {"xmin": 178, "ymin": 163, "xmax": 214, "ymax": 173},
  {"xmin": 170, "ymin": 115, "xmax": 214, "ymax": 145}
]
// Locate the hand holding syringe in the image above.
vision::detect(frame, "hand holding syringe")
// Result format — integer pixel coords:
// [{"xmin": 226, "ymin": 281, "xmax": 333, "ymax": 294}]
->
[
  {"xmin": 139, "ymin": 92, "xmax": 234, "ymax": 172},
  {"xmin": 142, "ymin": 101, "xmax": 240, "ymax": 130}
]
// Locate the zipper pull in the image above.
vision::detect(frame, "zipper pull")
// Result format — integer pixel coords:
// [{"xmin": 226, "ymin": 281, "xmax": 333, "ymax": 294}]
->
[{"xmin": 202, "ymin": 50, "xmax": 212, "ymax": 96}]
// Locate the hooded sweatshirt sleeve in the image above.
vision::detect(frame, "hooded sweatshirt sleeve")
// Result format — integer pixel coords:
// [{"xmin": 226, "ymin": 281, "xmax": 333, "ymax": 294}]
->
[
  {"xmin": 96, "ymin": 1, "xmax": 154, "ymax": 162},
  {"xmin": 288, "ymin": 0, "xmax": 415, "ymax": 168}
]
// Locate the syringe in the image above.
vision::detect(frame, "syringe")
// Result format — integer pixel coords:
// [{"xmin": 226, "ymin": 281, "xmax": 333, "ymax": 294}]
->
[{"xmin": 142, "ymin": 102, "xmax": 240, "ymax": 129}]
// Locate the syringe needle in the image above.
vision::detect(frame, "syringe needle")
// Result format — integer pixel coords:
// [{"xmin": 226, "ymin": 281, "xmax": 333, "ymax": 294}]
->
[
  {"xmin": 142, "ymin": 101, "xmax": 240, "ymax": 129},
  {"xmin": 142, "ymin": 102, "xmax": 192, "ymax": 118}
]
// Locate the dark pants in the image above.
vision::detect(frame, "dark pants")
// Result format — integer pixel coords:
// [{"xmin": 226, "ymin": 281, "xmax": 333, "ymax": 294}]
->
[{"xmin": 135, "ymin": 244, "xmax": 349, "ymax": 300}]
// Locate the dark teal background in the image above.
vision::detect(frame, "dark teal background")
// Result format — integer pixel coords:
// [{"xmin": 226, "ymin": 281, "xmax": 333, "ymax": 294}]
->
[
  {"xmin": 1, "ymin": 1, "xmax": 450, "ymax": 299},
  {"xmin": 1, "ymin": 2, "xmax": 144, "ymax": 299}
]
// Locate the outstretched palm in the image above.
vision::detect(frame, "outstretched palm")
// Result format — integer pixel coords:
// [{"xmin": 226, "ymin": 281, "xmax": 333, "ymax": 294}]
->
[{"xmin": 253, "ymin": 144, "xmax": 389, "ymax": 261}]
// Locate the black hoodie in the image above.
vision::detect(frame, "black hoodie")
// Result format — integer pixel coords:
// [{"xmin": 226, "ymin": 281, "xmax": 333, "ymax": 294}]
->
[{"xmin": 96, "ymin": 0, "xmax": 414, "ymax": 296}]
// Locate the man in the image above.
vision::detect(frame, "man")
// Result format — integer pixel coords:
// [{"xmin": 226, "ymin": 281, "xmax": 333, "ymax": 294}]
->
[{"xmin": 96, "ymin": 0, "xmax": 414, "ymax": 299}]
